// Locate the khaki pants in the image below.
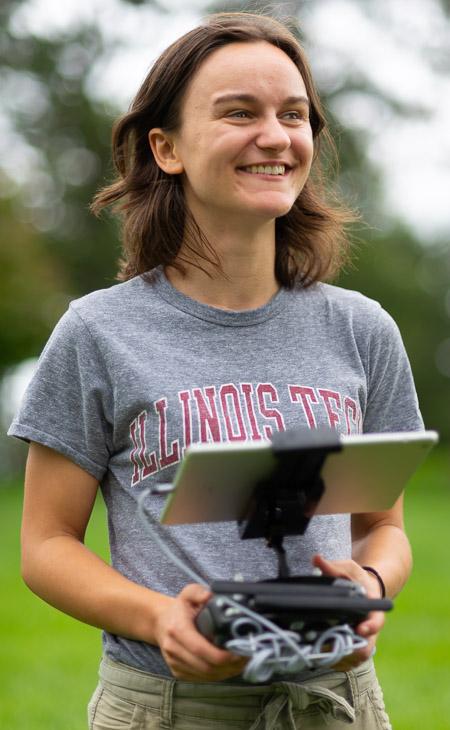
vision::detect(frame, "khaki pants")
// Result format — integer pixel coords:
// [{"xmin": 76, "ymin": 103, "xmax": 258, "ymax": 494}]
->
[{"xmin": 88, "ymin": 657, "xmax": 392, "ymax": 729}]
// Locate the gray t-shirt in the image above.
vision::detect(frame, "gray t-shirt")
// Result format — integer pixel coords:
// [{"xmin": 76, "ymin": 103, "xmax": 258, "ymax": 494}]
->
[{"xmin": 9, "ymin": 268, "xmax": 423, "ymax": 677}]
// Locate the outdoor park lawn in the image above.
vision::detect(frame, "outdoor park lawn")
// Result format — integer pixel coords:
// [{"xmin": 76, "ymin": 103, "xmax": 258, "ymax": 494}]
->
[{"xmin": 0, "ymin": 448, "xmax": 449, "ymax": 730}]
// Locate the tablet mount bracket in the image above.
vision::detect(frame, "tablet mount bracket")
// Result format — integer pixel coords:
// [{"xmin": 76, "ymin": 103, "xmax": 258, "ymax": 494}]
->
[{"xmin": 238, "ymin": 428, "xmax": 342, "ymax": 579}]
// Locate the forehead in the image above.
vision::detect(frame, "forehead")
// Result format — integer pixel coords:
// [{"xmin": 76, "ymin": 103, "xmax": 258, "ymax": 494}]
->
[{"xmin": 182, "ymin": 40, "xmax": 308, "ymax": 108}]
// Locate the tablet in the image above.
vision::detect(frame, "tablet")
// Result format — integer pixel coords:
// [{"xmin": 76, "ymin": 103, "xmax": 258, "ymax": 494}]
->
[{"xmin": 160, "ymin": 430, "xmax": 438, "ymax": 525}]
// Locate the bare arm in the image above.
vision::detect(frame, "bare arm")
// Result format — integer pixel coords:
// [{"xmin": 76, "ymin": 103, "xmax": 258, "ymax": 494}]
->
[
  {"xmin": 313, "ymin": 495, "xmax": 412, "ymax": 670},
  {"xmin": 21, "ymin": 442, "xmax": 245, "ymax": 680},
  {"xmin": 350, "ymin": 494, "xmax": 412, "ymax": 598}
]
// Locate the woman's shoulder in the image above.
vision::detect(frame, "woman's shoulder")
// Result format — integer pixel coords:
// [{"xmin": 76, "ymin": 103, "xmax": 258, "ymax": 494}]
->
[
  {"xmin": 44, "ymin": 275, "xmax": 162, "ymax": 347},
  {"xmin": 70, "ymin": 275, "xmax": 149, "ymax": 316},
  {"xmin": 311, "ymin": 281, "xmax": 381, "ymax": 310},
  {"xmin": 296, "ymin": 281, "xmax": 384, "ymax": 316},
  {"xmin": 295, "ymin": 281, "xmax": 399, "ymax": 338}
]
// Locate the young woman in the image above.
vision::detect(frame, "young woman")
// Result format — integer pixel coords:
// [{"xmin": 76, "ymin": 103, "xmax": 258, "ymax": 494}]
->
[{"xmin": 10, "ymin": 12, "xmax": 423, "ymax": 729}]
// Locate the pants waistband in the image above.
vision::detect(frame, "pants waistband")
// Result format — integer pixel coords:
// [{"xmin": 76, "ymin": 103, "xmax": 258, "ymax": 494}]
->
[{"xmin": 98, "ymin": 656, "xmax": 376, "ymax": 724}]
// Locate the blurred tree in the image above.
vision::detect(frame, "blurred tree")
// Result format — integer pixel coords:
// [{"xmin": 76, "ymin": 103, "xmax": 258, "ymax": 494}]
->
[
  {"xmin": 0, "ymin": 198, "xmax": 71, "ymax": 371},
  {"xmin": 337, "ymin": 226, "xmax": 450, "ymax": 438},
  {"xmin": 0, "ymin": 0, "xmax": 123, "ymax": 380},
  {"xmin": 0, "ymin": 17, "xmax": 121, "ymax": 294}
]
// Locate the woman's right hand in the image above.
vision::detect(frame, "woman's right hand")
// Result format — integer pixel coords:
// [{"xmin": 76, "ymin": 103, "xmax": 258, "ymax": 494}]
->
[{"xmin": 153, "ymin": 583, "xmax": 247, "ymax": 682}]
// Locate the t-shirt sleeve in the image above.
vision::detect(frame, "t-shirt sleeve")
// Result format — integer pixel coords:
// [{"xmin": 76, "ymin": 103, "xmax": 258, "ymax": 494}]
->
[
  {"xmin": 363, "ymin": 305, "xmax": 424, "ymax": 433},
  {"xmin": 7, "ymin": 305, "xmax": 113, "ymax": 480}
]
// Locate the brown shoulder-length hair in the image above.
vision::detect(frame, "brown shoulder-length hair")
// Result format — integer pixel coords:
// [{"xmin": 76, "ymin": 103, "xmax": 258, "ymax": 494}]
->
[{"xmin": 91, "ymin": 12, "xmax": 356, "ymax": 287}]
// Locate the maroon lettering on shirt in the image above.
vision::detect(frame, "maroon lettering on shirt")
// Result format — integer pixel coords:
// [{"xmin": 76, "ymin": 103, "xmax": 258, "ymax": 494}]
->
[
  {"xmin": 240, "ymin": 382, "xmax": 263, "ymax": 440},
  {"xmin": 219, "ymin": 383, "xmax": 247, "ymax": 441},
  {"xmin": 128, "ymin": 382, "xmax": 363, "ymax": 486},
  {"xmin": 138, "ymin": 410, "xmax": 158, "ymax": 479},
  {"xmin": 129, "ymin": 410, "xmax": 158, "ymax": 485},
  {"xmin": 256, "ymin": 383, "xmax": 285, "ymax": 439},
  {"xmin": 344, "ymin": 395, "xmax": 358, "ymax": 434},
  {"xmin": 318, "ymin": 389, "xmax": 341, "ymax": 430},
  {"xmin": 154, "ymin": 397, "xmax": 180, "ymax": 469},
  {"xmin": 178, "ymin": 389, "xmax": 192, "ymax": 455},
  {"xmin": 288, "ymin": 385, "xmax": 319, "ymax": 428},
  {"xmin": 129, "ymin": 416, "xmax": 142, "ymax": 487},
  {"xmin": 193, "ymin": 386, "xmax": 222, "ymax": 443}
]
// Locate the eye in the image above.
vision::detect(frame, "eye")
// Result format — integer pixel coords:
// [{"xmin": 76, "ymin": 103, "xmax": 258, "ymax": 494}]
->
[
  {"xmin": 227, "ymin": 109, "xmax": 252, "ymax": 119},
  {"xmin": 281, "ymin": 110, "xmax": 309, "ymax": 121}
]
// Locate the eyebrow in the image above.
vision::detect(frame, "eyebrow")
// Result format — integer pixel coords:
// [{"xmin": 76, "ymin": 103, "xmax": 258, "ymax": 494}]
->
[{"xmin": 212, "ymin": 93, "xmax": 310, "ymax": 107}]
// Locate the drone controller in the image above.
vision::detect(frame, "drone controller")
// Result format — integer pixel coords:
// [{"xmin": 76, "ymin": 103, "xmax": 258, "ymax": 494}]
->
[
  {"xmin": 196, "ymin": 576, "xmax": 392, "ymax": 681},
  {"xmin": 197, "ymin": 576, "xmax": 391, "ymax": 641},
  {"xmin": 138, "ymin": 428, "xmax": 397, "ymax": 683}
]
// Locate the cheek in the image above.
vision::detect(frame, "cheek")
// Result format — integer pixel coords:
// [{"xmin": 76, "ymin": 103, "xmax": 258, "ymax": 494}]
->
[
  {"xmin": 176, "ymin": 138, "xmax": 208, "ymax": 182},
  {"xmin": 174, "ymin": 125, "xmax": 205, "ymax": 168},
  {"xmin": 296, "ymin": 131, "xmax": 314, "ymax": 166},
  {"xmin": 208, "ymin": 127, "xmax": 255, "ymax": 162}
]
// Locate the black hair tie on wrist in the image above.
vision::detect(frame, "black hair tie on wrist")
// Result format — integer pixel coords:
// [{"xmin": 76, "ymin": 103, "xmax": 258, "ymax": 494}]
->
[{"xmin": 362, "ymin": 566, "xmax": 386, "ymax": 599}]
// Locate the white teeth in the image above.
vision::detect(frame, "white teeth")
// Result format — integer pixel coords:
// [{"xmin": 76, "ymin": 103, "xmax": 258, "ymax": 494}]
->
[{"xmin": 245, "ymin": 164, "xmax": 285, "ymax": 175}]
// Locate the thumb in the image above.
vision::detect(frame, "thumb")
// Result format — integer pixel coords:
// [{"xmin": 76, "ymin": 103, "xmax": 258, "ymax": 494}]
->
[{"xmin": 179, "ymin": 583, "xmax": 212, "ymax": 605}]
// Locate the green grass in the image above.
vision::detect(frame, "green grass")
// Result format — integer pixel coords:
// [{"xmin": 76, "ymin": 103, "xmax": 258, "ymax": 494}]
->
[
  {"xmin": 0, "ymin": 486, "xmax": 109, "ymax": 730},
  {"xmin": 375, "ymin": 447, "xmax": 450, "ymax": 728},
  {"xmin": 0, "ymin": 449, "xmax": 449, "ymax": 729}
]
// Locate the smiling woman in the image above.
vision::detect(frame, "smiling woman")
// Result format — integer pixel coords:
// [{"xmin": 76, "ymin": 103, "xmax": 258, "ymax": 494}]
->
[{"xmin": 9, "ymin": 11, "xmax": 424, "ymax": 730}]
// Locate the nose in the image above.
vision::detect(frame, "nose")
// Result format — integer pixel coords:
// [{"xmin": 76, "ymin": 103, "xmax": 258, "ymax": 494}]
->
[{"xmin": 255, "ymin": 114, "xmax": 291, "ymax": 152}]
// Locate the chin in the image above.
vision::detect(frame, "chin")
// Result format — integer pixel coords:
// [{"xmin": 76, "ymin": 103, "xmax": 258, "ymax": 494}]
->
[
  {"xmin": 255, "ymin": 203, "xmax": 295, "ymax": 219},
  {"xmin": 237, "ymin": 198, "xmax": 292, "ymax": 219}
]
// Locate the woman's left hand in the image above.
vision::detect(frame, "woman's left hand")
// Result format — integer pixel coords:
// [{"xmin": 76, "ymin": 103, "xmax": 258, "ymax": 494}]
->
[{"xmin": 312, "ymin": 553, "xmax": 386, "ymax": 672}]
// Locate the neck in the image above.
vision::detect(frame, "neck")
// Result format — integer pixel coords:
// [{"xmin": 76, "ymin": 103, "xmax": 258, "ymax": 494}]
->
[{"xmin": 165, "ymin": 217, "xmax": 279, "ymax": 311}]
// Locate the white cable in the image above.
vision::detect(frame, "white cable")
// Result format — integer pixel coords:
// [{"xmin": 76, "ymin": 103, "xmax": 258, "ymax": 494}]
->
[
  {"xmin": 218, "ymin": 594, "xmax": 367, "ymax": 682},
  {"xmin": 137, "ymin": 486, "xmax": 368, "ymax": 683},
  {"xmin": 137, "ymin": 487, "xmax": 209, "ymax": 587}
]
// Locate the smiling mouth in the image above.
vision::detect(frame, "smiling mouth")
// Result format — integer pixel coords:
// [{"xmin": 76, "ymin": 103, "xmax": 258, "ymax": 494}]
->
[{"xmin": 239, "ymin": 164, "xmax": 289, "ymax": 176}]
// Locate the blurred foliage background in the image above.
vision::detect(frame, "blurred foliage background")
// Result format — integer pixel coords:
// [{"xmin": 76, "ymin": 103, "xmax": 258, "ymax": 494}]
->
[{"xmin": 1, "ymin": 0, "xmax": 449, "ymax": 471}]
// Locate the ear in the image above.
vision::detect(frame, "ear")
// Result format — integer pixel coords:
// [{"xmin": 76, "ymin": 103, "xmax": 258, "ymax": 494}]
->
[{"xmin": 148, "ymin": 128, "xmax": 184, "ymax": 175}]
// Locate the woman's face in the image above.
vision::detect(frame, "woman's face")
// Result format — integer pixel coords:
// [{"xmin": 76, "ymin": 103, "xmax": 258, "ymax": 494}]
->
[{"xmin": 169, "ymin": 41, "xmax": 314, "ymax": 229}]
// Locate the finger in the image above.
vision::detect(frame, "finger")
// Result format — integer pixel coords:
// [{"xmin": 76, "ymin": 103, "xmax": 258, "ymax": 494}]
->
[
  {"xmin": 332, "ymin": 638, "xmax": 375, "ymax": 671},
  {"xmin": 357, "ymin": 610, "xmax": 385, "ymax": 637},
  {"xmin": 312, "ymin": 554, "xmax": 351, "ymax": 579},
  {"xmin": 169, "ymin": 658, "xmax": 247, "ymax": 682},
  {"xmin": 179, "ymin": 583, "xmax": 212, "ymax": 606},
  {"xmin": 193, "ymin": 635, "xmax": 244, "ymax": 666},
  {"xmin": 313, "ymin": 556, "xmax": 381, "ymax": 596},
  {"xmin": 332, "ymin": 656, "xmax": 362, "ymax": 672},
  {"xmin": 165, "ymin": 638, "xmax": 247, "ymax": 678},
  {"xmin": 170, "ymin": 621, "xmax": 244, "ymax": 667},
  {"xmin": 164, "ymin": 639, "xmax": 218, "ymax": 676},
  {"xmin": 163, "ymin": 631, "xmax": 245, "ymax": 678}
]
